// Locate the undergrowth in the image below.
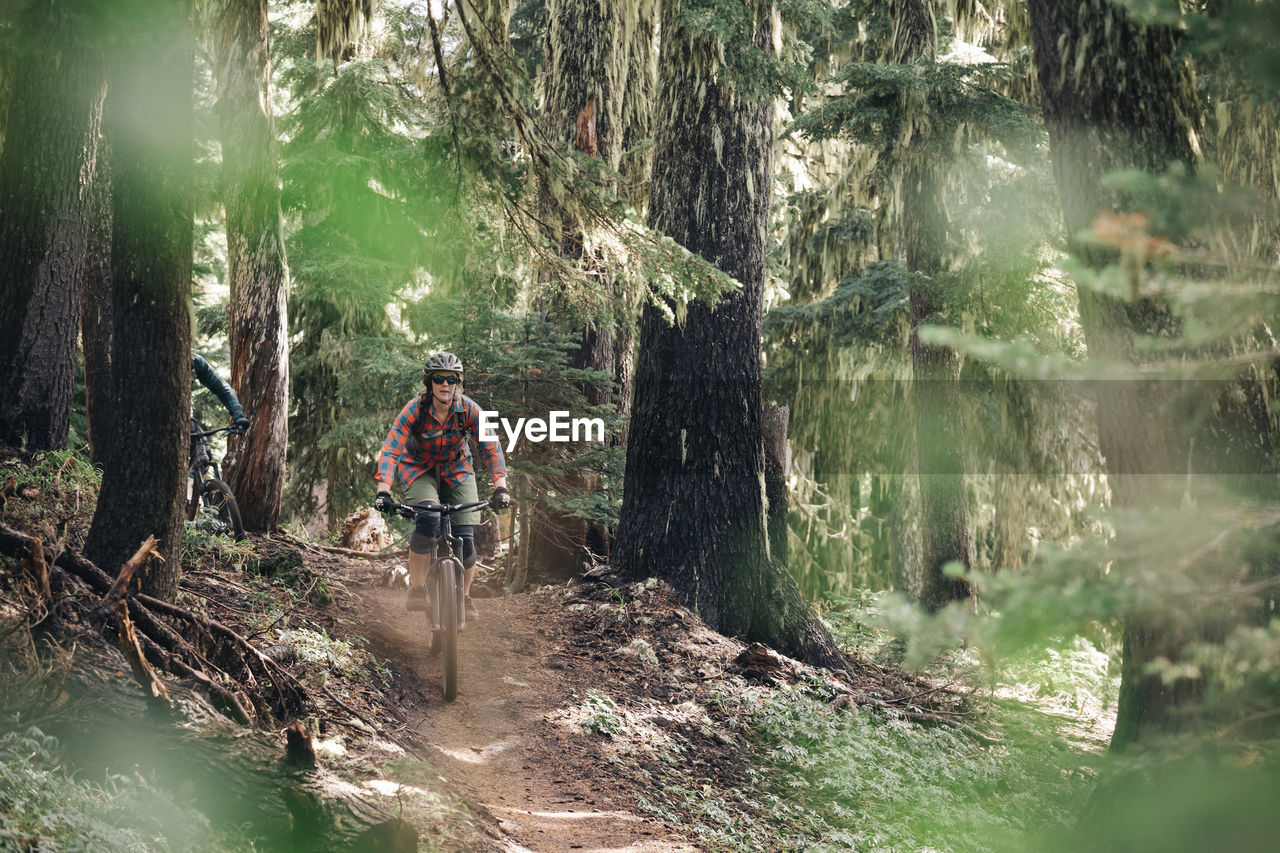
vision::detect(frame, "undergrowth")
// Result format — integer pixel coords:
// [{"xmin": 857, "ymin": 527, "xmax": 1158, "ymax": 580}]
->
[
  {"xmin": 0, "ymin": 727, "xmax": 253, "ymax": 852},
  {"xmin": 747, "ymin": 687, "xmax": 1098, "ymax": 852},
  {"xmin": 636, "ymin": 591, "xmax": 1114, "ymax": 852}
]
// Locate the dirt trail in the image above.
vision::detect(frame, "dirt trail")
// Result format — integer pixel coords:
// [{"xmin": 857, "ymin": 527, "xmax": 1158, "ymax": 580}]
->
[{"xmin": 360, "ymin": 585, "xmax": 696, "ymax": 853}]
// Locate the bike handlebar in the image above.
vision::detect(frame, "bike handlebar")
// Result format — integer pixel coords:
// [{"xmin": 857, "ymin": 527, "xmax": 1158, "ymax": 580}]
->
[
  {"xmin": 379, "ymin": 499, "xmax": 492, "ymax": 521},
  {"xmin": 191, "ymin": 424, "xmax": 243, "ymax": 439}
]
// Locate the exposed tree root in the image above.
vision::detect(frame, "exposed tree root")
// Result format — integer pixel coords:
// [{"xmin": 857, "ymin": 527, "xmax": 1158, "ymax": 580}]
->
[{"xmin": 0, "ymin": 519, "xmax": 308, "ymax": 725}]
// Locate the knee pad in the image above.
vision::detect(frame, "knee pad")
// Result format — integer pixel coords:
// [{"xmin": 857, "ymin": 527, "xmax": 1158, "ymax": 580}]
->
[
  {"xmin": 409, "ymin": 503, "xmax": 441, "ymax": 554},
  {"xmin": 455, "ymin": 525, "xmax": 477, "ymax": 568}
]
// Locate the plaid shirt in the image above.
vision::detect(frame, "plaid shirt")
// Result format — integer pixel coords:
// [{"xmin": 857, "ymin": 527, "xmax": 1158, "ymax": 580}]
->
[{"xmin": 376, "ymin": 394, "xmax": 506, "ymax": 490}]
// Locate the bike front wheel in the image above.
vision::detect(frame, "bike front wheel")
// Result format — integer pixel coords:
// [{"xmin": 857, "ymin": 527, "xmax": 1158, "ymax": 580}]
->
[
  {"xmin": 435, "ymin": 557, "xmax": 461, "ymax": 701},
  {"xmin": 201, "ymin": 478, "xmax": 246, "ymax": 541}
]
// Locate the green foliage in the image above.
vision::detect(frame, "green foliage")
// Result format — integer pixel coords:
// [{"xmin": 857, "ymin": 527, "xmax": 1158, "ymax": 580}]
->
[
  {"xmin": 747, "ymin": 689, "xmax": 1097, "ymax": 852},
  {"xmin": 767, "ymin": 0, "xmax": 1083, "ymax": 600},
  {"xmin": 181, "ymin": 522, "xmax": 256, "ymax": 571},
  {"xmin": 275, "ymin": 626, "xmax": 387, "ymax": 683},
  {"xmin": 0, "ymin": 449, "xmax": 100, "ymax": 498},
  {"xmin": 1117, "ymin": 0, "xmax": 1280, "ymax": 101},
  {"xmin": 0, "ymin": 727, "xmax": 243, "ymax": 852},
  {"xmin": 274, "ymin": 3, "xmax": 462, "ymax": 526},
  {"xmin": 577, "ymin": 689, "xmax": 623, "ymax": 737},
  {"xmin": 791, "ymin": 60, "xmax": 1043, "ymax": 162},
  {"xmin": 667, "ymin": 0, "xmax": 831, "ymax": 103}
]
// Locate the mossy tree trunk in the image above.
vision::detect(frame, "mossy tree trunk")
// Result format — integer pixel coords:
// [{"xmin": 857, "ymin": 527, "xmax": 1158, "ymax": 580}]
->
[
  {"xmin": 81, "ymin": 136, "xmax": 115, "ymax": 467},
  {"xmin": 1026, "ymin": 0, "xmax": 1254, "ymax": 750},
  {"xmin": 84, "ymin": 4, "xmax": 195, "ymax": 600},
  {"xmin": 530, "ymin": 0, "xmax": 659, "ymax": 573},
  {"xmin": 0, "ymin": 1, "xmax": 106, "ymax": 450},
  {"xmin": 213, "ymin": 0, "xmax": 290, "ymax": 532},
  {"xmin": 893, "ymin": 0, "xmax": 974, "ymax": 613},
  {"xmin": 613, "ymin": 0, "xmax": 845, "ymax": 670}
]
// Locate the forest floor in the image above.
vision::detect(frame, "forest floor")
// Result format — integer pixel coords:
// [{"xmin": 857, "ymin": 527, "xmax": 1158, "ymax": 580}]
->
[
  {"xmin": 297, "ymin": 544, "xmax": 911, "ymax": 852},
  {"xmin": 2, "ymin": 447, "xmax": 1094, "ymax": 852}
]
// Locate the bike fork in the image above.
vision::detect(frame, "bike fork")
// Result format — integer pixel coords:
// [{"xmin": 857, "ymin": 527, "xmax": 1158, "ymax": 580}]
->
[
  {"xmin": 427, "ymin": 562, "xmax": 467, "ymax": 632},
  {"xmin": 426, "ymin": 561, "xmax": 467, "ymax": 632}
]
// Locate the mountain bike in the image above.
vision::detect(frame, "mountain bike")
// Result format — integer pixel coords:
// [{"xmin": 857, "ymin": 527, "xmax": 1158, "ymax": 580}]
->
[
  {"xmin": 187, "ymin": 423, "xmax": 246, "ymax": 541},
  {"xmin": 380, "ymin": 498, "xmax": 490, "ymax": 702}
]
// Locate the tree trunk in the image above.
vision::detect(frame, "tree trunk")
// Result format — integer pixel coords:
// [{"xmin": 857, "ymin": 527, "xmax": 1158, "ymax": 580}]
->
[
  {"xmin": 1026, "ymin": 0, "xmax": 1212, "ymax": 750},
  {"xmin": 893, "ymin": 0, "xmax": 975, "ymax": 613},
  {"xmin": 82, "ymin": 135, "xmax": 115, "ymax": 466},
  {"xmin": 84, "ymin": 6, "xmax": 195, "ymax": 600},
  {"xmin": 613, "ymin": 0, "xmax": 844, "ymax": 670},
  {"xmin": 532, "ymin": 0, "xmax": 652, "ymax": 572},
  {"xmin": 213, "ymin": 0, "xmax": 290, "ymax": 531},
  {"xmin": 0, "ymin": 1, "xmax": 106, "ymax": 450},
  {"xmin": 763, "ymin": 402, "xmax": 789, "ymax": 568}
]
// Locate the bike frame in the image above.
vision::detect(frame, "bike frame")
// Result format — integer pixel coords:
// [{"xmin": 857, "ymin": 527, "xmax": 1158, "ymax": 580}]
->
[
  {"xmin": 189, "ymin": 424, "xmax": 236, "ymax": 484},
  {"xmin": 390, "ymin": 499, "xmax": 489, "ymax": 631},
  {"xmin": 386, "ymin": 497, "xmax": 490, "ymax": 701}
]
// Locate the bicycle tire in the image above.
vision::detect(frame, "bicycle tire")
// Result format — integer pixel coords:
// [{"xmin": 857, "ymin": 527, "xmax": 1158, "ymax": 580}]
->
[
  {"xmin": 201, "ymin": 478, "xmax": 247, "ymax": 541},
  {"xmin": 436, "ymin": 557, "xmax": 460, "ymax": 701}
]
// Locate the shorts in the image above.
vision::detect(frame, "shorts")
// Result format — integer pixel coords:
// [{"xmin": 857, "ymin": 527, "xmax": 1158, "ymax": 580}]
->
[{"xmin": 404, "ymin": 470, "xmax": 483, "ymax": 527}]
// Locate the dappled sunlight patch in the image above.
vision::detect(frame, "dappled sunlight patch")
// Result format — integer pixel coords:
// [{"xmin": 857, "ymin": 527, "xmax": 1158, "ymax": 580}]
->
[
  {"xmin": 992, "ymin": 638, "xmax": 1118, "ymax": 749},
  {"xmin": 361, "ymin": 778, "xmax": 440, "ymax": 802},
  {"xmin": 315, "ymin": 735, "xmax": 347, "ymax": 760},
  {"xmin": 370, "ymin": 738, "xmax": 406, "ymax": 757},
  {"xmin": 434, "ymin": 737, "xmax": 518, "ymax": 764}
]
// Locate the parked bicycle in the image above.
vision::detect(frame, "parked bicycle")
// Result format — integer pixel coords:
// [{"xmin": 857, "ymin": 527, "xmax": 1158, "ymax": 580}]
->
[
  {"xmin": 378, "ymin": 498, "xmax": 491, "ymax": 701},
  {"xmin": 187, "ymin": 423, "xmax": 246, "ymax": 541}
]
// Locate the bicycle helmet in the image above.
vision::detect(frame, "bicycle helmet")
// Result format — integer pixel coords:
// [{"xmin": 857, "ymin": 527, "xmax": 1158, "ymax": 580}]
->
[{"xmin": 423, "ymin": 351, "xmax": 464, "ymax": 383}]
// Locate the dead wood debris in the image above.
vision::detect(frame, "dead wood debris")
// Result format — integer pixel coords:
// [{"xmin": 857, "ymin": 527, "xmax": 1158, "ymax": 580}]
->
[
  {"xmin": 276, "ymin": 530, "xmax": 404, "ymax": 561},
  {"xmin": 0, "ymin": 519, "xmax": 309, "ymax": 727},
  {"xmin": 564, "ymin": 572, "xmax": 972, "ymax": 727}
]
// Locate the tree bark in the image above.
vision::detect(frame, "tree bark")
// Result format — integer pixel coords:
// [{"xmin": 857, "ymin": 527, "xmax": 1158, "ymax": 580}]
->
[
  {"xmin": 763, "ymin": 402, "xmax": 790, "ymax": 568},
  {"xmin": 82, "ymin": 134, "xmax": 115, "ymax": 466},
  {"xmin": 1026, "ymin": 0, "xmax": 1211, "ymax": 750},
  {"xmin": 532, "ymin": 0, "xmax": 656, "ymax": 572},
  {"xmin": 892, "ymin": 0, "xmax": 974, "ymax": 613},
  {"xmin": 84, "ymin": 5, "xmax": 195, "ymax": 600},
  {"xmin": 213, "ymin": 0, "xmax": 290, "ymax": 531},
  {"xmin": 613, "ymin": 0, "xmax": 845, "ymax": 670},
  {"xmin": 0, "ymin": 1, "xmax": 106, "ymax": 450}
]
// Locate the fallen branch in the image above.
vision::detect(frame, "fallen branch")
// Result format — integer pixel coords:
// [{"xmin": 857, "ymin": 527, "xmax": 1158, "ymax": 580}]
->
[
  {"xmin": 127, "ymin": 597, "xmax": 224, "ymax": 679},
  {"xmin": 0, "ymin": 521, "xmax": 299, "ymax": 724},
  {"xmin": 115, "ymin": 600, "xmax": 170, "ymax": 704},
  {"xmin": 0, "ymin": 522, "xmax": 115, "ymax": 596},
  {"xmin": 320, "ymin": 684, "xmax": 385, "ymax": 737},
  {"xmin": 52, "ymin": 453, "xmax": 75, "ymax": 491},
  {"xmin": 20, "ymin": 535, "xmax": 52, "ymax": 606},
  {"xmin": 133, "ymin": 629, "xmax": 254, "ymax": 725},
  {"xmin": 137, "ymin": 593, "xmax": 309, "ymax": 718},
  {"xmin": 88, "ymin": 536, "xmax": 160, "ymax": 629}
]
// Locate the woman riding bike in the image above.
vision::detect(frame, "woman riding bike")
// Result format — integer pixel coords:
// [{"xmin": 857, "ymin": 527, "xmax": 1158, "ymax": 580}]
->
[{"xmin": 374, "ymin": 352, "xmax": 512, "ymax": 616}]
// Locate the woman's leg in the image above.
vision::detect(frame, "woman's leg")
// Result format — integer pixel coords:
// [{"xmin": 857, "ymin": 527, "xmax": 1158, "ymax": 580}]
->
[{"xmin": 403, "ymin": 473, "xmax": 444, "ymax": 608}]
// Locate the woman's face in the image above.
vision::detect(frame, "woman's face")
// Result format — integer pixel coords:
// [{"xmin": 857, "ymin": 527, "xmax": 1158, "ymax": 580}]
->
[{"xmin": 429, "ymin": 372, "xmax": 460, "ymax": 406}]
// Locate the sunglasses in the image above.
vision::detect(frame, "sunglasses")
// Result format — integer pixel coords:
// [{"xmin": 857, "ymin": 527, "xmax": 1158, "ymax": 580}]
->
[{"xmin": 430, "ymin": 374, "xmax": 460, "ymax": 385}]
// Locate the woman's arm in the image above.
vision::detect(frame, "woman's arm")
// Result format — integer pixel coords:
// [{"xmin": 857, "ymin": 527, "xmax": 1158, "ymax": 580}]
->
[{"xmin": 375, "ymin": 397, "xmax": 419, "ymax": 490}]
